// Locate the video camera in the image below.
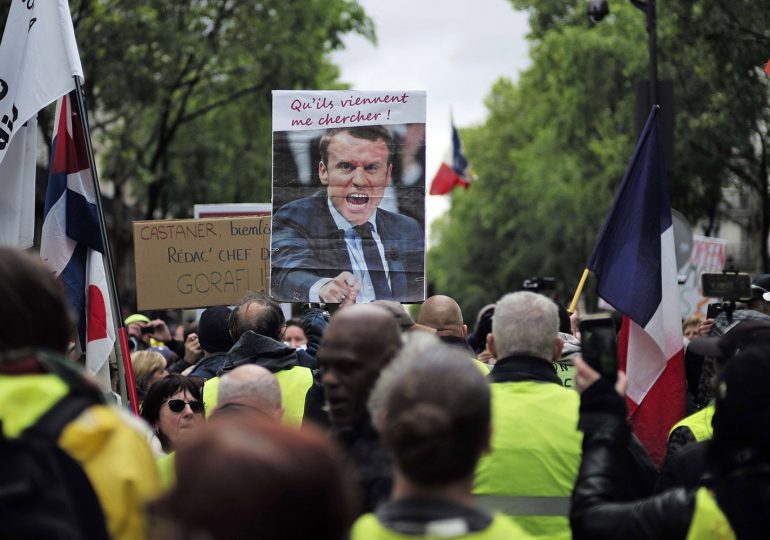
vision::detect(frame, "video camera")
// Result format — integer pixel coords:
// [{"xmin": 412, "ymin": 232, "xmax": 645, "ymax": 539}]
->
[
  {"xmin": 522, "ymin": 277, "xmax": 556, "ymax": 294},
  {"xmin": 701, "ymin": 272, "xmax": 752, "ymax": 323}
]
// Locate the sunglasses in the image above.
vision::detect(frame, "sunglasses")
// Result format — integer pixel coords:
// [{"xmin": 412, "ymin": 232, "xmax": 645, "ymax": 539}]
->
[{"xmin": 166, "ymin": 399, "xmax": 204, "ymax": 414}]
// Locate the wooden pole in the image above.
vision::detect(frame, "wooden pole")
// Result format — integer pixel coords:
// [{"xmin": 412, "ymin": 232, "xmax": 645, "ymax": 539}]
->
[{"xmin": 568, "ymin": 268, "xmax": 590, "ymax": 314}]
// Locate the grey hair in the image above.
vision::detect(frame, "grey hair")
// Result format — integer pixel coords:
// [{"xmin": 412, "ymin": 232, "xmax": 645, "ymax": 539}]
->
[
  {"xmin": 493, "ymin": 291, "xmax": 559, "ymax": 360},
  {"xmin": 218, "ymin": 365, "xmax": 282, "ymax": 414}
]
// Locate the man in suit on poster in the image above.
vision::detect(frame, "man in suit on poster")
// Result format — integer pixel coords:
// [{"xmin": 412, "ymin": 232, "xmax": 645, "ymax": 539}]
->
[{"xmin": 271, "ymin": 125, "xmax": 424, "ymax": 304}]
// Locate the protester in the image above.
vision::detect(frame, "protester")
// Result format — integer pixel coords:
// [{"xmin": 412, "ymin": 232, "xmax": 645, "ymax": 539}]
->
[
  {"xmin": 131, "ymin": 349, "xmax": 168, "ymax": 400},
  {"xmin": 141, "ymin": 374, "xmax": 205, "ymax": 455},
  {"xmin": 318, "ymin": 303, "xmax": 403, "ymax": 512},
  {"xmin": 0, "ymin": 247, "xmax": 159, "ymax": 540},
  {"xmin": 571, "ymin": 345, "xmax": 770, "ymax": 539},
  {"xmin": 467, "ymin": 303, "xmax": 495, "ymax": 364},
  {"xmin": 202, "ymin": 292, "xmax": 316, "ymax": 425},
  {"xmin": 417, "ymin": 294, "xmax": 489, "ymax": 371},
  {"xmin": 149, "ymin": 416, "xmax": 357, "ymax": 540},
  {"xmin": 351, "ymin": 335, "xmax": 527, "ymax": 538},
  {"xmin": 473, "ymin": 291, "xmax": 582, "ymax": 537},
  {"xmin": 187, "ymin": 306, "xmax": 234, "ymax": 380},
  {"xmin": 213, "ymin": 364, "xmax": 284, "ymax": 421},
  {"xmin": 283, "ymin": 317, "xmax": 309, "ymax": 349},
  {"xmin": 271, "ymin": 125, "xmax": 425, "ymax": 304}
]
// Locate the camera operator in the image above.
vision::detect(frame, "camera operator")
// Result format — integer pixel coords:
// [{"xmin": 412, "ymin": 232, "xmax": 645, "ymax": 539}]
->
[
  {"xmin": 571, "ymin": 351, "xmax": 770, "ymax": 539},
  {"xmin": 694, "ymin": 275, "xmax": 770, "ymax": 408}
]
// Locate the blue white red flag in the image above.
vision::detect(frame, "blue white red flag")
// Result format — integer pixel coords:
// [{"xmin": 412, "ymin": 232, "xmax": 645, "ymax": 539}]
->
[
  {"xmin": 0, "ymin": 0, "xmax": 83, "ymax": 248},
  {"xmin": 430, "ymin": 123, "xmax": 474, "ymax": 195},
  {"xmin": 40, "ymin": 92, "xmax": 114, "ymax": 387},
  {"xmin": 587, "ymin": 106, "xmax": 686, "ymax": 466}
]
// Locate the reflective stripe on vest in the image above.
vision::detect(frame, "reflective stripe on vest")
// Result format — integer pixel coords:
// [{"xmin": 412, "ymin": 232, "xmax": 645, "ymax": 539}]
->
[
  {"xmin": 670, "ymin": 404, "xmax": 715, "ymax": 442},
  {"xmin": 685, "ymin": 487, "xmax": 735, "ymax": 540},
  {"xmin": 474, "ymin": 495, "xmax": 571, "ymax": 516},
  {"xmin": 350, "ymin": 512, "xmax": 528, "ymax": 539}
]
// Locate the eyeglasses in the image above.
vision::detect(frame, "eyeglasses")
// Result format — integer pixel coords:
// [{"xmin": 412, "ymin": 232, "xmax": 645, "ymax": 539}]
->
[{"xmin": 166, "ymin": 399, "xmax": 204, "ymax": 414}]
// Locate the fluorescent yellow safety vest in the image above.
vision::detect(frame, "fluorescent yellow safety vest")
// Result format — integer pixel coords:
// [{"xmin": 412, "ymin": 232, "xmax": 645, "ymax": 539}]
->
[
  {"xmin": 685, "ymin": 487, "xmax": 735, "ymax": 540},
  {"xmin": 0, "ymin": 374, "xmax": 161, "ymax": 540},
  {"xmin": 669, "ymin": 404, "xmax": 715, "ymax": 442},
  {"xmin": 350, "ymin": 512, "xmax": 530, "ymax": 539},
  {"xmin": 157, "ymin": 451, "xmax": 176, "ymax": 490},
  {"xmin": 203, "ymin": 365, "xmax": 313, "ymax": 426},
  {"xmin": 473, "ymin": 381, "xmax": 582, "ymax": 539}
]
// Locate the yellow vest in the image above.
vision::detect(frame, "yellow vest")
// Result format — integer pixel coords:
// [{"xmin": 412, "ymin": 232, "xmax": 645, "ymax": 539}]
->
[
  {"xmin": 203, "ymin": 365, "xmax": 313, "ymax": 426},
  {"xmin": 0, "ymin": 374, "xmax": 161, "ymax": 540},
  {"xmin": 351, "ymin": 512, "xmax": 530, "ymax": 539},
  {"xmin": 669, "ymin": 404, "xmax": 715, "ymax": 442},
  {"xmin": 473, "ymin": 381, "xmax": 582, "ymax": 539},
  {"xmin": 685, "ymin": 487, "xmax": 735, "ymax": 540},
  {"xmin": 157, "ymin": 451, "xmax": 176, "ymax": 490}
]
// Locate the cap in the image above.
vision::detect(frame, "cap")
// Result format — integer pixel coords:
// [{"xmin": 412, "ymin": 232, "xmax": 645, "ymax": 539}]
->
[
  {"xmin": 688, "ymin": 319, "xmax": 770, "ymax": 359},
  {"xmin": 125, "ymin": 313, "xmax": 151, "ymax": 325},
  {"xmin": 197, "ymin": 306, "xmax": 234, "ymax": 353}
]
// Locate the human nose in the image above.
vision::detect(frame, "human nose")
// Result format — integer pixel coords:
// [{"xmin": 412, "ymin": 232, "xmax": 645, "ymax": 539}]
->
[
  {"xmin": 181, "ymin": 403, "xmax": 194, "ymax": 417},
  {"xmin": 321, "ymin": 367, "xmax": 338, "ymax": 388},
  {"xmin": 351, "ymin": 167, "xmax": 366, "ymax": 186}
]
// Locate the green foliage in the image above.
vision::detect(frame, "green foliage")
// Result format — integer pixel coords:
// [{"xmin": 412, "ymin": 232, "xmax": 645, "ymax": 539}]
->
[{"xmin": 430, "ymin": 0, "xmax": 770, "ymax": 322}]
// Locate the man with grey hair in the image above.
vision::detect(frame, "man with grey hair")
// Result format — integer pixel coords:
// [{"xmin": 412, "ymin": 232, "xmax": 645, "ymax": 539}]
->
[
  {"xmin": 473, "ymin": 291, "xmax": 582, "ymax": 538},
  {"xmin": 214, "ymin": 364, "xmax": 284, "ymax": 422}
]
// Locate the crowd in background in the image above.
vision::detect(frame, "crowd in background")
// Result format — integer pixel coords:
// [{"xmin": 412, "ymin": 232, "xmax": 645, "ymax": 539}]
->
[{"xmin": 2, "ymin": 245, "xmax": 770, "ymax": 539}]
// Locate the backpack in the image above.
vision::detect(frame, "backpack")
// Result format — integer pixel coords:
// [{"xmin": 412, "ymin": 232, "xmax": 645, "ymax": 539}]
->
[{"xmin": 0, "ymin": 392, "xmax": 111, "ymax": 540}]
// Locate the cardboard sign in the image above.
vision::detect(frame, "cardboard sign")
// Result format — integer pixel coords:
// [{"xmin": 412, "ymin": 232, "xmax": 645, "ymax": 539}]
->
[
  {"xmin": 270, "ymin": 90, "xmax": 427, "ymax": 304},
  {"xmin": 678, "ymin": 235, "xmax": 728, "ymax": 318},
  {"xmin": 133, "ymin": 217, "xmax": 270, "ymax": 310}
]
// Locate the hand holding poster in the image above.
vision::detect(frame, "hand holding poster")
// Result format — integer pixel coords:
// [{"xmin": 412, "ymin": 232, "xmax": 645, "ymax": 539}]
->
[{"xmin": 270, "ymin": 90, "xmax": 426, "ymax": 304}]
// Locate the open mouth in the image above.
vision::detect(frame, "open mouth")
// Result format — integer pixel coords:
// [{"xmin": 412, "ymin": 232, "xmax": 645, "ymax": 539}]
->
[{"xmin": 346, "ymin": 193, "xmax": 369, "ymax": 207}]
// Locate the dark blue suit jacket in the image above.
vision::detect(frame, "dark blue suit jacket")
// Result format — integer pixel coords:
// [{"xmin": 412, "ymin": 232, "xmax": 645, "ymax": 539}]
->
[{"xmin": 271, "ymin": 192, "xmax": 425, "ymax": 303}]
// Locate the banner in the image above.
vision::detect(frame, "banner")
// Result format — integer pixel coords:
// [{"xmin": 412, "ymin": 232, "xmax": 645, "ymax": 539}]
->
[
  {"xmin": 679, "ymin": 235, "xmax": 727, "ymax": 318},
  {"xmin": 133, "ymin": 217, "xmax": 270, "ymax": 310},
  {"xmin": 270, "ymin": 90, "xmax": 426, "ymax": 304},
  {"xmin": 0, "ymin": 0, "xmax": 83, "ymax": 247}
]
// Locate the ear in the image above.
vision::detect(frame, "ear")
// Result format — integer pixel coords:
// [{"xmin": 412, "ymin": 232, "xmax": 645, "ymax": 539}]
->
[
  {"xmin": 461, "ymin": 324, "xmax": 468, "ymax": 338},
  {"xmin": 487, "ymin": 333, "xmax": 497, "ymax": 357},
  {"xmin": 552, "ymin": 336, "xmax": 564, "ymax": 362},
  {"xmin": 385, "ymin": 163, "xmax": 393, "ymax": 182},
  {"xmin": 319, "ymin": 160, "xmax": 329, "ymax": 186}
]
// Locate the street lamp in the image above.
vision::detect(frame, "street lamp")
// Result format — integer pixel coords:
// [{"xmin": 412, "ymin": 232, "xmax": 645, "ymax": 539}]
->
[{"xmin": 587, "ymin": 0, "xmax": 658, "ymax": 104}]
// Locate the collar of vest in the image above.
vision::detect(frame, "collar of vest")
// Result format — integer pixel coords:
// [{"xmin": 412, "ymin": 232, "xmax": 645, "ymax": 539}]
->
[
  {"xmin": 489, "ymin": 355, "xmax": 561, "ymax": 385},
  {"xmin": 375, "ymin": 497, "xmax": 492, "ymax": 535}
]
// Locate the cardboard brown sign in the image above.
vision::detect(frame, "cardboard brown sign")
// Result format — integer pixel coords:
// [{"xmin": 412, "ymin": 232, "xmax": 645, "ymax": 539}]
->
[{"xmin": 133, "ymin": 217, "xmax": 270, "ymax": 310}]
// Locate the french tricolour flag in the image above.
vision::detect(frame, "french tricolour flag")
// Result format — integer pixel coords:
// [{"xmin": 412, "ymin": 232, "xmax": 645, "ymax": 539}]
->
[
  {"xmin": 587, "ymin": 106, "xmax": 685, "ymax": 467},
  {"xmin": 40, "ymin": 92, "xmax": 114, "ymax": 388},
  {"xmin": 429, "ymin": 123, "xmax": 474, "ymax": 195}
]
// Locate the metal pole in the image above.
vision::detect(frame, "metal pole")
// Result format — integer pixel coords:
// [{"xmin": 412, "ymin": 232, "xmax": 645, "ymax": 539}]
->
[
  {"xmin": 71, "ymin": 77, "xmax": 140, "ymax": 415},
  {"xmin": 646, "ymin": 0, "xmax": 658, "ymax": 105}
]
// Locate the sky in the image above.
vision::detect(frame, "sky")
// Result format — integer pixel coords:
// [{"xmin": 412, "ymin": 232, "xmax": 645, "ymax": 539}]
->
[{"xmin": 330, "ymin": 0, "xmax": 531, "ymax": 239}]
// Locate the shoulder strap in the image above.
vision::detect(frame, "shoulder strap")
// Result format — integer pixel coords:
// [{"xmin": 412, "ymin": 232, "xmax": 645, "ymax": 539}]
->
[{"xmin": 22, "ymin": 393, "xmax": 100, "ymax": 441}]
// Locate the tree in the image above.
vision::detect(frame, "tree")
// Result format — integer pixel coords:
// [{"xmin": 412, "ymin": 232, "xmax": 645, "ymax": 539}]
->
[
  {"xmin": 1, "ymin": 0, "xmax": 374, "ymax": 301},
  {"xmin": 429, "ymin": 0, "xmax": 770, "ymax": 322}
]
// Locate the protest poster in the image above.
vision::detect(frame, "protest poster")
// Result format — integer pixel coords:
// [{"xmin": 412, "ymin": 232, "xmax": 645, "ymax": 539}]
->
[
  {"xmin": 678, "ymin": 235, "xmax": 727, "ymax": 318},
  {"xmin": 133, "ymin": 217, "xmax": 270, "ymax": 310},
  {"xmin": 270, "ymin": 90, "xmax": 427, "ymax": 304}
]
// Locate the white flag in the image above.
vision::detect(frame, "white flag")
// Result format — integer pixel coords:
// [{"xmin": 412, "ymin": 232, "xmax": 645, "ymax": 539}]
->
[{"xmin": 0, "ymin": 0, "xmax": 83, "ymax": 247}]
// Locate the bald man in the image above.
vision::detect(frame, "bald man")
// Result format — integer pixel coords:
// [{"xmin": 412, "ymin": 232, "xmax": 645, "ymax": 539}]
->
[
  {"xmin": 317, "ymin": 304, "xmax": 402, "ymax": 511},
  {"xmin": 215, "ymin": 365, "xmax": 284, "ymax": 422},
  {"xmin": 417, "ymin": 295, "xmax": 467, "ymax": 337}
]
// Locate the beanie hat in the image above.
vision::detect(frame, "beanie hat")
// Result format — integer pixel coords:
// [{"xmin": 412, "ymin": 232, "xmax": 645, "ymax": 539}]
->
[{"xmin": 198, "ymin": 306, "xmax": 234, "ymax": 354}]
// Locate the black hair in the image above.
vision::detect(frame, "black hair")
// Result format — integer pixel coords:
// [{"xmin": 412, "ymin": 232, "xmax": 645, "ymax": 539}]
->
[{"xmin": 141, "ymin": 373, "xmax": 204, "ymax": 452}]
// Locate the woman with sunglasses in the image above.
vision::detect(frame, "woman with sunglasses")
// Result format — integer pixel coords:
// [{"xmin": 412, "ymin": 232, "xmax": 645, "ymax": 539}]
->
[{"xmin": 141, "ymin": 374, "xmax": 205, "ymax": 486}]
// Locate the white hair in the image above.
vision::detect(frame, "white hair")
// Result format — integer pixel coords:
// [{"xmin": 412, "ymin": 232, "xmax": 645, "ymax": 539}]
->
[{"xmin": 493, "ymin": 291, "xmax": 559, "ymax": 360}]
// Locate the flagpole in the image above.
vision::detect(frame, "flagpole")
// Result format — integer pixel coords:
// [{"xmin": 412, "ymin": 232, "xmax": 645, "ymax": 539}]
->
[
  {"xmin": 568, "ymin": 268, "xmax": 590, "ymax": 314},
  {"xmin": 72, "ymin": 77, "xmax": 140, "ymax": 415}
]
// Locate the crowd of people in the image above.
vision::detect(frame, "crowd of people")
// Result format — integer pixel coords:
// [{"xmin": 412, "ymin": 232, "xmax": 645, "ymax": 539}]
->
[{"xmin": 2, "ymin": 245, "xmax": 770, "ymax": 539}]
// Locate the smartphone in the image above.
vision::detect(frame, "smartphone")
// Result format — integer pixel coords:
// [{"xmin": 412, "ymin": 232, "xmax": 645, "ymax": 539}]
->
[
  {"xmin": 579, "ymin": 314, "xmax": 618, "ymax": 384},
  {"xmin": 706, "ymin": 302, "xmax": 724, "ymax": 321}
]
